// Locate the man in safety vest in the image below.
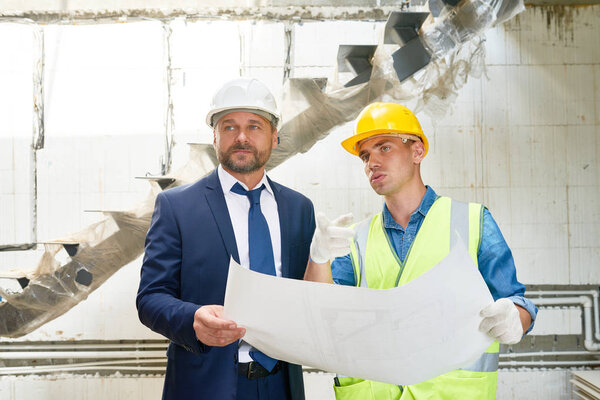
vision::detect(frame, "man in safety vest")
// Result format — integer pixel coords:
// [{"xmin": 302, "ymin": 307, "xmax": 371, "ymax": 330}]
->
[{"xmin": 304, "ymin": 102, "xmax": 537, "ymax": 399}]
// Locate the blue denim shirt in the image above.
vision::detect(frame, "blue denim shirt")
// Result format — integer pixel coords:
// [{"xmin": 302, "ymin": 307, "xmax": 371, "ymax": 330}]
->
[{"xmin": 331, "ymin": 186, "xmax": 537, "ymax": 333}]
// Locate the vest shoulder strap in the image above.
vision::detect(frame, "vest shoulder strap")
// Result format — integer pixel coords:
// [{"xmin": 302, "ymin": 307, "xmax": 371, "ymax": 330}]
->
[
  {"xmin": 450, "ymin": 198, "xmax": 470, "ymax": 248},
  {"xmin": 351, "ymin": 216, "xmax": 377, "ymax": 288}
]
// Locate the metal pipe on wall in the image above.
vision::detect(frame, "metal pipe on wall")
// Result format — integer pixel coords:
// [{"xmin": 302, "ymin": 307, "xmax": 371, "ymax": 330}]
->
[
  {"xmin": 0, "ymin": 358, "xmax": 166, "ymax": 375},
  {"xmin": 0, "ymin": 342, "xmax": 168, "ymax": 351},
  {"xmin": 500, "ymin": 351, "xmax": 600, "ymax": 358},
  {"xmin": 530, "ymin": 296, "xmax": 600, "ymax": 351},
  {"xmin": 500, "ymin": 360, "xmax": 600, "ymax": 367},
  {"xmin": 0, "ymin": 350, "xmax": 166, "ymax": 359},
  {"xmin": 527, "ymin": 289, "xmax": 600, "ymax": 341}
]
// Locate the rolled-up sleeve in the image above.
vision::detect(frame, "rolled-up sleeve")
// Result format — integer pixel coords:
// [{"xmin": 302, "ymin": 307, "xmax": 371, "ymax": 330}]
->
[
  {"xmin": 478, "ymin": 208, "xmax": 538, "ymax": 334},
  {"xmin": 331, "ymin": 254, "xmax": 356, "ymax": 286}
]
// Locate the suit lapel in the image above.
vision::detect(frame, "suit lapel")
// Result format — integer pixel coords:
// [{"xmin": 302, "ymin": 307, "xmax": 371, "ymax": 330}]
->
[
  {"xmin": 269, "ymin": 177, "xmax": 291, "ymax": 278},
  {"xmin": 205, "ymin": 169, "xmax": 240, "ymax": 263}
]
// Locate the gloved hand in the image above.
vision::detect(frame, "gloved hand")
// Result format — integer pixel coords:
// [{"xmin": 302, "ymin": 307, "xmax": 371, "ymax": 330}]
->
[
  {"xmin": 310, "ymin": 212, "xmax": 355, "ymax": 264},
  {"xmin": 479, "ymin": 298, "xmax": 524, "ymax": 345}
]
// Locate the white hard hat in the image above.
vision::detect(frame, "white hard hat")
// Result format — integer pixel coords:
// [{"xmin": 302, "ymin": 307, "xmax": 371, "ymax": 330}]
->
[{"xmin": 206, "ymin": 78, "xmax": 280, "ymax": 129}]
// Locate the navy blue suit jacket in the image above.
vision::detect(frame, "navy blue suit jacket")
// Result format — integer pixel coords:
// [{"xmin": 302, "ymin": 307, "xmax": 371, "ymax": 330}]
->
[{"xmin": 137, "ymin": 169, "xmax": 315, "ymax": 400}]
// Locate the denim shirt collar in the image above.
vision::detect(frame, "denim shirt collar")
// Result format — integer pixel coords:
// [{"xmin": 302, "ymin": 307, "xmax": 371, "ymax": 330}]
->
[{"xmin": 382, "ymin": 186, "xmax": 438, "ymax": 231}]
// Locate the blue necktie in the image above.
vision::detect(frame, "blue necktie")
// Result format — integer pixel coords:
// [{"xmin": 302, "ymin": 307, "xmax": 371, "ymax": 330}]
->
[{"xmin": 230, "ymin": 182, "xmax": 278, "ymax": 371}]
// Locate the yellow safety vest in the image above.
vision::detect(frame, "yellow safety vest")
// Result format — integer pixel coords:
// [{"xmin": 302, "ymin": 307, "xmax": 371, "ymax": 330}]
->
[{"xmin": 333, "ymin": 197, "xmax": 499, "ymax": 400}]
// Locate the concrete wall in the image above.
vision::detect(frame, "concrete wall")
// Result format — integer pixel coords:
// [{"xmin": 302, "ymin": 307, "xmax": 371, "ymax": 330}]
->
[{"xmin": 0, "ymin": 5, "xmax": 599, "ymax": 399}]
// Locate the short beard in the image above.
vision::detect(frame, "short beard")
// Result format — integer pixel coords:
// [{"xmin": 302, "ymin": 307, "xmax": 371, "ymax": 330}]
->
[{"xmin": 218, "ymin": 144, "xmax": 271, "ymax": 174}]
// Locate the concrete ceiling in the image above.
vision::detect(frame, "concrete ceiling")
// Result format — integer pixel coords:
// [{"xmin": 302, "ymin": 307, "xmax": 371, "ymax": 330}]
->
[{"xmin": 0, "ymin": 0, "xmax": 598, "ymax": 22}]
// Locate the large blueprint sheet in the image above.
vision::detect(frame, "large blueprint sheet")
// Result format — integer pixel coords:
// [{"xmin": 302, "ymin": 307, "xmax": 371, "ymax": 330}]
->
[{"xmin": 224, "ymin": 241, "xmax": 494, "ymax": 385}]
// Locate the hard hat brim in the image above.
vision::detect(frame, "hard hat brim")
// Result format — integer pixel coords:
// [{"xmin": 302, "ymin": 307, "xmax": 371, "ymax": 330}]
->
[
  {"xmin": 206, "ymin": 106, "xmax": 280, "ymax": 129},
  {"xmin": 341, "ymin": 129, "xmax": 429, "ymax": 156}
]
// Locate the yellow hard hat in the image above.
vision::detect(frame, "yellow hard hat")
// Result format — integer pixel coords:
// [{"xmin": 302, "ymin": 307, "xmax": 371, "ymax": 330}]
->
[{"xmin": 341, "ymin": 102, "xmax": 429, "ymax": 157}]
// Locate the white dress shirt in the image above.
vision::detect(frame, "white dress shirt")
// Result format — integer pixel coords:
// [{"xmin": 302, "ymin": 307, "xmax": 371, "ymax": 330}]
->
[{"xmin": 217, "ymin": 164, "xmax": 282, "ymax": 362}]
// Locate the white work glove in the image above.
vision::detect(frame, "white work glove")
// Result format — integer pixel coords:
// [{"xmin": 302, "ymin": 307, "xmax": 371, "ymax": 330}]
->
[
  {"xmin": 479, "ymin": 298, "xmax": 524, "ymax": 345},
  {"xmin": 310, "ymin": 212, "xmax": 355, "ymax": 264}
]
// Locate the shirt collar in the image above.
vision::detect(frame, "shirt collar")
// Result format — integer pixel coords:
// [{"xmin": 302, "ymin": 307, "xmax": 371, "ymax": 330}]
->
[
  {"xmin": 382, "ymin": 186, "xmax": 438, "ymax": 230},
  {"xmin": 217, "ymin": 164, "xmax": 274, "ymax": 196}
]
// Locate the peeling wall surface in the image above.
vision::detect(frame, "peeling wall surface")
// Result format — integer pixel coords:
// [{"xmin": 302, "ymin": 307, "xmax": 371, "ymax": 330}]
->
[{"xmin": 0, "ymin": 4, "xmax": 599, "ymax": 400}]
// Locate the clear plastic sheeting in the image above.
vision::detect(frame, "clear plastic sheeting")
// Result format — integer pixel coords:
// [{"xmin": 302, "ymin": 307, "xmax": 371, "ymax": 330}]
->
[
  {"xmin": 425, "ymin": 2, "xmax": 491, "ymax": 57},
  {"xmin": 421, "ymin": 0, "xmax": 508, "ymax": 59},
  {"xmin": 372, "ymin": 20, "xmax": 488, "ymax": 118},
  {"xmin": 0, "ymin": 210, "xmax": 152, "ymax": 337},
  {"xmin": 494, "ymin": 0, "xmax": 525, "ymax": 26},
  {"xmin": 267, "ymin": 78, "xmax": 382, "ymax": 169},
  {"xmin": 413, "ymin": 38, "xmax": 487, "ymax": 118},
  {"xmin": 0, "ymin": 146, "xmax": 217, "ymax": 338}
]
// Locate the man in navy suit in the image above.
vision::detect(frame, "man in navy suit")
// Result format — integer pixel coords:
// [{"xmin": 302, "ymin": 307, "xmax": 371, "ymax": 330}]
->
[{"xmin": 137, "ymin": 78, "xmax": 315, "ymax": 400}]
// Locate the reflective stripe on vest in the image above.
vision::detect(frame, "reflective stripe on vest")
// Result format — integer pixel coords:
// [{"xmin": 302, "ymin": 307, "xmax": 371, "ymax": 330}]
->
[
  {"xmin": 460, "ymin": 348, "xmax": 500, "ymax": 373},
  {"xmin": 450, "ymin": 198, "xmax": 469, "ymax": 249},
  {"xmin": 352, "ymin": 218, "xmax": 371, "ymax": 288}
]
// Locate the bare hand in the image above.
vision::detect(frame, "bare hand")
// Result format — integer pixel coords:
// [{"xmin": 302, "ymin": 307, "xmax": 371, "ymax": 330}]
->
[{"xmin": 193, "ymin": 305, "xmax": 245, "ymax": 347}]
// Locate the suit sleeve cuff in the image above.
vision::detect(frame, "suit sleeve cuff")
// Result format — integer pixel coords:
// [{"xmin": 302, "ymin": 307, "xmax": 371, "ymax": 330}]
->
[{"xmin": 180, "ymin": 302, "xmax": 211, "ymax": 354}]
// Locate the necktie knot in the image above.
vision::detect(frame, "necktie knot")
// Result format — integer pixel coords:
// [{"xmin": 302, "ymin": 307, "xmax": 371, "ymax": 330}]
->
[{"xmin": 231, "ymin": 182, "xmax": 265, "ymax": 206}]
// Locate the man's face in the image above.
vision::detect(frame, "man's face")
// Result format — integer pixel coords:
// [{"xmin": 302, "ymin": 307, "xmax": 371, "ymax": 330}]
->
[
  {"xmin": 358, "ymin": 136, "xmax": 424, "ymax": 196},
  {"xmin": 213, "ymin": 111, "xmax": 277, "ymax": 174}
]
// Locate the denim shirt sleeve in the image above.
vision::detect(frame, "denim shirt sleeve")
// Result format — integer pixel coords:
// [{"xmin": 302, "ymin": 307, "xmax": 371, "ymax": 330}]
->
[
  {"xmin": 478, "ymin": 207, "xmax": 538, "ymax": 333},
  {"xmin": 331, "ymin": 254, "xmax": 356, "ymax": 286}
]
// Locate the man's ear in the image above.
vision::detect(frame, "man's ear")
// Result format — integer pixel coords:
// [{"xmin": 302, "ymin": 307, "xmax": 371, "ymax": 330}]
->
[{"xmin": 412, "ymin": 141, "xmax": 425, "ymax": 164}]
